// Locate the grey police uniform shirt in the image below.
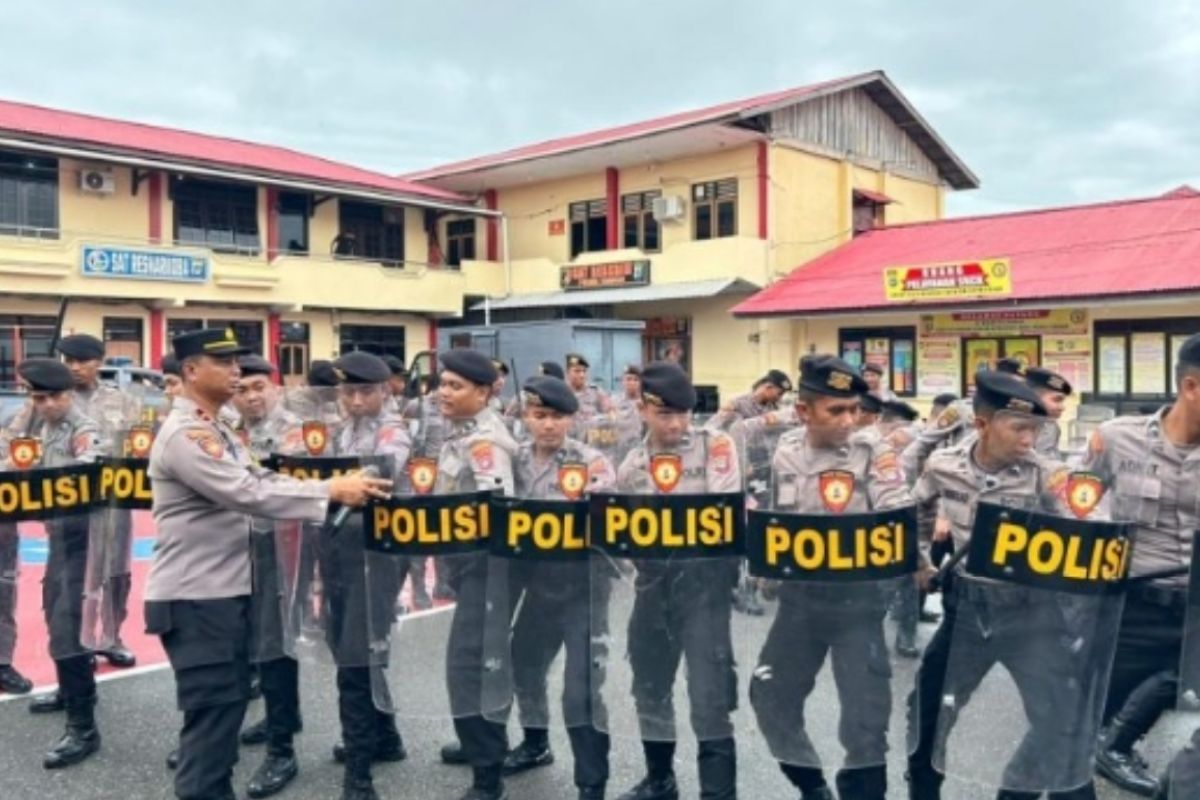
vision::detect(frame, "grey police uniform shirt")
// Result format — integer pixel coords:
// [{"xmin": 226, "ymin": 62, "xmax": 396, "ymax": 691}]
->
[
  {"xmin": 0, "ymin": 406, "xmax": 103, "ymax": 469},
  {"xmin": 901, "ymin": 400, "xmax": 976, "ymax": 482},
  {"xmin": 145, "ymin": 396, "xmax": 331, "ymax": 602},
  {"xmin": 772, "ymin": 427, "xmax": 910, "ymax": 513},
  {"xmin": 1036, "ymin": 419, "xmax": 1064, "ymax": 459},
  {"xmin": 405, "ymin": 394, "xmax": 449, "ymax": 459},
  {"xmin": 515, "ymin": 438, "xmax": 616, "ymax": 500},
  {"xmin": 707, "ymin": 392, "xmax": 777, "ymax": 432},
  {"xmin": 435, "ymin": 409, "xmax": 518, "ymax": 496},
  {"xmin": 238, "ymin": 404, "xmax": 305, "ymax": 462},
  {"xmin": 572, "ymin": 384, "xmax": 611, "ymax": 420},
  {"xmin": 616, "ymin": 427, "xmax": 742, "ymax": 495},
  {"xmin": 74, "ymin": 382, "xmax": 140, "ymax": 453},
  {"xmin": 1083, "ymin": 408, "xmax": 1198, "ymax": 586},
  {"xmin": 336, "ymin": 407, "xmax": 412, "ymax": 487}
]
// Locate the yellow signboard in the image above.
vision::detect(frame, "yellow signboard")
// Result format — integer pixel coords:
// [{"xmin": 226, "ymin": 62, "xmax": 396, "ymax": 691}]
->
[
  {"xmin": 884, "ymin": 258, "xmax": 1011, "ymax": 302},
  {"xmin": 920, "ymin": 308, "xmax": 1088, "ymax": 338}
]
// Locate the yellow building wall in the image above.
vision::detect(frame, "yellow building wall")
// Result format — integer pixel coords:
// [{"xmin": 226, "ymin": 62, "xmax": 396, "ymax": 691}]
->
[{"xmin": 498, "ymin": 173, "xmax": 608, "ymax": 265}]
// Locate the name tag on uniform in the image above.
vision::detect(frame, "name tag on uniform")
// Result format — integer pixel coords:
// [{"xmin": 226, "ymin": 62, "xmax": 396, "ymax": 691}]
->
[
  {"xmin": 967, "ymin": 501, "xmax": 1132, "ymax": 595},
  {"xmin": 490, "ymin": 497, "xmax": 589, "ymax": 561},
  {"xmin": 746, "ymin": 506, "xmax": 918, "ymax": 582},
  {"xmin": 589, "ymin": 492, "xmax": 745, "ymax": 560},
  {"xmin": 0, "ymin": 463, "xmax": 98, "ymax": 521},
  {"xmin": 368, "ymin": 490, "xmax": 492, "ymax": 556},
  {"xmin": 98, "ymin": 457, "xmax": 153, "ymax": 509}
]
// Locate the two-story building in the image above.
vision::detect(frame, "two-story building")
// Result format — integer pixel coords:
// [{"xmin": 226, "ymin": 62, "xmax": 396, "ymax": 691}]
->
[
  {"xmin": 0, "ymin": 99, "xmax": 492, "ymax": 385},
  {"xmin": 407, "ymin": 70, "xmax": 978, "ymax": 402}
]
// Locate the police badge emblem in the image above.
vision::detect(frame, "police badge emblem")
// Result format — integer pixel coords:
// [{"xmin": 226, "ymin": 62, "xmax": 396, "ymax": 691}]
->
[
  {"xmin": 558, "ymin": 463, "xmax": 587, "ymax": 500},
  {"xmin": 408, "ymin": 457, "xmax": 438, "ymax": 495},
  {"xmin": 650, "ymin": 454, "xmax": 682, "ymax": 493},
  {"xmin": 9, "ymin": 437, "xmax": 41, "ymax": 469},
  {"xmin": 1066, "ymin": 472, "xmax": 1104, "ymax": 519},
  {"xmin": 819, "ymin": 470, "xmax": 855, "ymax": 513},
  {"xmin": 302, "ymin": 421, "xmax": 328, "ymax": 457},
  {"xmin": 126, "ymin": 426, "xmax": 154, "ymax": 459}
]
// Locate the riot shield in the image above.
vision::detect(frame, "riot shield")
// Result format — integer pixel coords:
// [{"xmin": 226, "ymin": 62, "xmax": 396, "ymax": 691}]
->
[
  {"xmin": 741, "ymin": 433, "xmax": 918, "ymax": 796},
  {"xmin": 589, "ymin": 479, "xmax": 745, "ymax": 744},
  {"xmin": 1165, "ymin": 542, "xmax": 1200, "ymax": 799},
  {"xmin": 925, "ymin": 469, "xmax": 1131, "ymax": 795}
]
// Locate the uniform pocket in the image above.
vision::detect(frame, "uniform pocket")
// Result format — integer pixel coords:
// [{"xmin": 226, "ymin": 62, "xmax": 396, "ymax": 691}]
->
[{"xmin": 144, "ymin": 600, "xmax": 173, "ymax": 635}]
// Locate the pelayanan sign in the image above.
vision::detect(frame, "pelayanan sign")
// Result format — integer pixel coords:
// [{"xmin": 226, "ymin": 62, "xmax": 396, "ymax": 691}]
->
[
  {"xmin": 966, "ymin": 501, "xmax": 1132, "ymax": 595},
  {"xmin": 745, "ymin": 506, "xmax": 918, "ymax": 582},
  {"xmin": 884, "ymin": 258, "xmax": 1011, "ymax": 302},
  {"xmin": 0, "ymin": 459, "xmax": 153, "ymax": 520}
]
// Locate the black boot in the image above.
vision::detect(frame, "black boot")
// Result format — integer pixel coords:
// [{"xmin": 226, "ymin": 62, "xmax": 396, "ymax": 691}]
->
[
  {"xmin": 29, "ymin": 689, "xmax": 65, "ymax": 714},
  {"xmin": 837, "ymin": 765, "xmax": 887, "ymax": 800},
  {"xmin": 458, "ymin": 765, "xmax": 508, "ymax": 800},
  {"xmin": 0, "ymin": 664, "xmax": 33, "ymax": 694},
  {"xmin": 616, "ymin": 741, "xmax": 678, "ymax": 800},
  {"xmin": 502, "ymin": 728, "xmax": 554, "ymax": 775},
  {"xmin": 441, "ymin": 740, "xmax": 469, "ymax": 765},
  {"xmin": 241, "ymin": 716, "xmax": 269, "ymax": 745},
  {"xmin": 780, "ymin": 763, "xmax": 833, "ymax": 799},
  {"xmin": 896, "ymin": 628, "xmax": 920, "ymax": 658},
  {"xmin": 1096, "ymin": 719, "xmax": 1161, "ymax": 797},
  {"xmin": 906, "ymin": 765, "xmax": 943, "ymax": 800},
  {"xmin": 698, "ymin": 737, "xmax": 736, "ymax": 800},
  {"xmin": 247, "ymin": 743, "xmax": 299, "ymax": 798},
  {"xmin": 43, "ymin": 697, "xmax": 100, "ymax": 769},
  {"xmin": 341, "ymin": 759, "xmax": 379, "ymax": 800}
]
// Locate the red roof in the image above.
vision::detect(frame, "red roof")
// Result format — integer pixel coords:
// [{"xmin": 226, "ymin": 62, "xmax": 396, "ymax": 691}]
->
[
  {"xmin": 0, "ymin": 98, "xmax": 467, "ymax": 204},
  {"xmin": 733, "ymin": 190, "xmax": 1200, "ymax": 317}
]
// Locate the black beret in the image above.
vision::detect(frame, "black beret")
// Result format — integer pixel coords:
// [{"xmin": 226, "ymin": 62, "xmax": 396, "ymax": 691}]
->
[
  {"xmin": 882, "ymin": 399, "xmax": 920, "ymax": 422},
  {"xmin": 381, "ymin": 355, "xmax": 407, "ymax": 376},
  {"xmin": 160, "ymin": 354, "xmax": 181, "ymax": 377},
  {"xmin": 974, "ymin": 370, "xmax": 1047, "ymax": 417},
  {"xmin": 441, "ymin": 349, "xmax": 498, "ymax": 386},
  {"xmin": 521, "ymin": 375, "xmax": 578, "ymax": 414},
  {"xmin": 860, "ymin": 362, "xmax": 884, "ymax": 376},
  {"xmin": 800, "ymin": 355, "xmax": 869, "ymax": 398},
  {"xmin": 334, "ymin": 351, "xmax": 390, "ymax": 384},
  {"xmin": 995, "ymin": 357, "xmax": 1025, "ymax": 376},
  {"xmin": 237, "ymin": 354, "xmax": 275, "ymax": 377},
  {"xmin": 565, "ymin": 353, "xmax": 589, "ymax": 369},
  {"xmin": 758, "ymin": 369, "xmax": 793, "ymax": 392},
  {"xmin": 491, "ymin": 359, "xmax": 510, "ymax": 377},
  {"xmin": 539, "ymin": 361, "xmax": 565, "ymax": 380},
  {"xmin": 307, "ymin": 360, "xmax": 340, "ymax": 387},
  {"xmin": 58, "ymin": 333, "xmax": 105, "ymax": 361},
  {"xmin": 18, "ymin": 358, "xmax": 73, "ymax": 391},
  {"xmin": 859, "ymin": 393, "xmax": 883, "ymax": 415},
  {"xmin": 172, "ymin": 327, "xmax": 249, "ymax": 360},
  {"xmin": 1179, "ymin": 333, "xmax": 1200, "ymax": 369},
  {"xmin": 623, "ymin": 363, "xmax": 642, "ymax": 377},
  {"xmin": 932, "ymin": 392, "xmax": 959, "ymax": 408},
  {"xmin": 640, "ymin": 362, "xmax": 696, "ymax": 412},
  {"xmin": 1025, "ymin": 366, "xmax": 1073, "ymax": 396}
]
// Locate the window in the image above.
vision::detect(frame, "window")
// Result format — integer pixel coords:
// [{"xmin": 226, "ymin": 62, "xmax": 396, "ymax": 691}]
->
[
  {"xmin": 167, "ymin": 318, "xmax": 262, "ymax": 355},
  {"xmin": 277, "ymin": 192, "xmax": 310, "ymax": 255},
  {"xmin": 173, "ymin": 178, "xmax": 259, "ymax": 254},
  {"xmin": 103, "ymin": 317, "xmax": 144, "ymax": 364},
  {"xmin": 622, "ymin": 191, "xmax": 661, "ymax": 252},
  {"xmin": 853, "ymin": 197, "xmax": 885, "ymax": 236},
  {"xmin": 0, "ymin": 315, "xmax": 56, "ymax": 384},
  {"xmin": 339, "ymin": 324, "xmax": 405, "ymax": 362},
  {"xmin": 838, "ymin": 326, "xmax": 917, "ymax": 397},
  {"xmin": 0, "ymin": 151, "xmax": 58, "ymax": 238},
  {"xmin": 446, "ymin": 218, "xmax": 476, "ymax": 267},
  {"xmin": 692, "ymin": 179, "xmax": 737, "ymax": 240},
  {"xmin": 337, "ymin": 201, "xmax": 404, "ymax": 266},
  {"xmin": 569, "ymin": 199, "xmax": 607, "ymax": 258},
  {"xmin": 166, "ymin": 318, "xmax": 203, "ymax": 343},
  {"xmin": 1093, "ymin": 318, "xmax": 1200, "ymax": 399}
]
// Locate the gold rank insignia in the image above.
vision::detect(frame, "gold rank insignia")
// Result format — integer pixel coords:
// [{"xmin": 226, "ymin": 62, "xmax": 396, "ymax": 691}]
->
[
  {"xmin": 126, "ymin": 426, "xmax": 154, "ymax": 459},
  {"xmin": 1066, "ymin": 472, "xmax": 1104, "ymax": 519},
  {"xmin": 827, "ymin": 371, "xmax": 853, "ymax": 392},
  {"xmin": 650, "ymin": 454, "xmax": 682, "ymax": 493},
  {"xmin": 302, "ymin": 421, "xmax": 328, "ymax": 456},
  {"xmin": 9, "ymin": 437, "xmax": 41, "ymax": 469},
  {"xmin": 1047, "ymin": 376, "xmax": 1065, "ymax": 391},
  {"xmin": 819, "ymin": 470, "xmax": 855, "ymax": 513},
  {"xmin": 408, "ymin": 457, "xmax": 438, "ymax": 495},
  {"xmin": 1007, "ymin": 398, "xmax": 1034, "ymax": 413},
  {"xmin": 558, "ymin": 463, "xmax": 587, "ymax": 500}
]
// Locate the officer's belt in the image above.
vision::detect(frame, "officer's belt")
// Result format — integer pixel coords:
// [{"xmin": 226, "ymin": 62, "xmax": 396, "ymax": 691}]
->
[{"xmin": 1128, "ymin": 582, "xmax": 1187, "ymax": 611}]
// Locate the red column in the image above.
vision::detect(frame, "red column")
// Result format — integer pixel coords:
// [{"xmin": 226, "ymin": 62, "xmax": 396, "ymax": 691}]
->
[
  {"xmin": 605, "ymin": 167, "xmax": 620, "ymax": 250},
  {"xmin": 149, "ymin": 309, "xmax": 164, "ymax": 368},
  {"xmin": 757, "ymin": 141, "xmax": 769, "ymax": 240},
  {"xmin": 427, "ymin": 318, "xmax": 438, "ymax": 352},
  {"xmin": 267, "ymin": 313, "xmax": 282, "ymax": 381},
  {"xmin": 484, "ymin": 190, "xmax": 499, "ymax": 261},
  {"xmin": 265, "ymin": 187, "xmax": 279, "ymax": 262},
  {"xmin": 148, "ymin": 172, "xmax": 163, "ymax": 244}
]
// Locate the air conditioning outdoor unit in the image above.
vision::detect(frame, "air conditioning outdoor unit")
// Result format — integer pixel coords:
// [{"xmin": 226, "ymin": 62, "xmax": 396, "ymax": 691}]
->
[
  {"xmin": 651, "ymin": 195, "xmax": 686, "ymax": 222},
  {"xmin": 79, "ymin": 169, "xmax": 116, "ymax": 194}
]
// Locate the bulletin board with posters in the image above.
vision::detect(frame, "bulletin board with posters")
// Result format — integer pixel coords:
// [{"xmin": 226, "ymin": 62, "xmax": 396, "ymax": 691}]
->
[
  {"xmin": 917, "ymin": 338, "xmax": 960, "ymax": 397},
  {"xmin": 1042, "ymin": 335, "xmax": 1093, "ymax": 393}
]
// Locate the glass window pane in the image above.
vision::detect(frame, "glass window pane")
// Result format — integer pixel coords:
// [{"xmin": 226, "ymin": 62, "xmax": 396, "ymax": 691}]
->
[
  {"xmin": 717, "ymin": 200, "xmax": 736, "ymax": 237},
  {"xmin": 695, "ymin": 205, "xmax": 712, "ymax": 240},
  {"xmin": 1097, "ymin": 336, "xmax": 1127, "ymax": 395},
  {"xmin": 1130, "ymin": 332, "xmax": 1166, "ymax": 394},
  {"xmin": 644, "ymin": 216, "xmax": 660, "ymax": 251}
]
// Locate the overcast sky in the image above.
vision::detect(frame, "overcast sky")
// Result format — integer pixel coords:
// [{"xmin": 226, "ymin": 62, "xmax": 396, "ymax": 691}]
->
[{"xmin": 2, "ymin": 1, "xmax": 1196, "ymax": 215}]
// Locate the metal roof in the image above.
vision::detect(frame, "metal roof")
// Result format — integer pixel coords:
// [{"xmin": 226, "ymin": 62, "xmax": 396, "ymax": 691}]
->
[{"xmin": 471, "ymin": 277, "xmax": 758, "ymax": 311}]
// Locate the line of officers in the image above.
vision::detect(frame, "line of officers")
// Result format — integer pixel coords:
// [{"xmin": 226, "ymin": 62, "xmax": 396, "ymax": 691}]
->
[{"xmin": 7, "ymin": 325, "xmax": 1200, "ymax": 800}]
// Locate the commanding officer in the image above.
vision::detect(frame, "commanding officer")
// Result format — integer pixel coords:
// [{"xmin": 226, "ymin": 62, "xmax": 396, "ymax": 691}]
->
[
  {"xmin": 751, "ymin": 356, "xmax": 910, "ymax": 800},
  {"xmin": 59, "ymin": 332, "xmax": 141, "ymax": 669},
  {"xmin": 613, "ymin": 362, "xmax": 742, "ymax": 800},
  {"xmin": 502, "ymin": 375, "xmax": 616, "ymax": 800},
  {"xmin": 9, "ymin": 359, "xmax": 104, "ymax": 768},
  {"xmin": 1085, "ymin": 334, "xmax": 1200, "ymax": 797},
  {"xmin": 565, "ymin": 353, "xmax": 612, "ymax": 419},
  {"xmin": 434, "ymin": 349, "xmax": 519, "ymax": 800},
  {"xmin": 707, "ymin": 369, "xmax": 792, "ymax": 431},
  {"xmin": 229, "ymin": 354, "xmax": 308, "ymax": 799},
  {"xmin": 1023, "ymin": 366, "xmax": 1072, "ymax": 458},
  {"xmin": 145, "ymin": 328, "xmax": 389, "ymax": 800}
]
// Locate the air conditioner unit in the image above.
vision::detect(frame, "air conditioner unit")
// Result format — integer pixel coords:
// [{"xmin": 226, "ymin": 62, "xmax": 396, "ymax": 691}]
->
[
  {"xmin": 79, "ymin": 169, "xmax": 116, "ymax": 195},
  {"xmin": 651, "ymin": 195, "xmax": 686, "ymax": 222}
]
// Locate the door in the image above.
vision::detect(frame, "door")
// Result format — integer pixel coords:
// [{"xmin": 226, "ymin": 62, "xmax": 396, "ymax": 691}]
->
[
  {"xmin": 962, "ymin": 337, "xmax": 1042, "ymax": 394},
  {"xmin": 279, "ymin": 343, "xmax": 308, "ymax": 387}
]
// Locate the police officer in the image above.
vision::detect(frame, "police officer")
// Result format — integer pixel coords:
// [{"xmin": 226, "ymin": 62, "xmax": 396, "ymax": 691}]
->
[
  {"xmin": 880, "ymin": 399, "xmax": 920, "ymax": 449},
  {"xmin": 403, "ymin": 369, "xmax": 452, "ymax": 606},
  {"xmin": 59, "ymin": 332, "xmax": 141, "ymax": 669},
  {"xmin": 861, "ymin": 362, "xmax": 896, "ymax": 401},
  {"xmin": 750, "ymin": 356, "xmax": 910, "ymax": 800},
  {"xmin": 434, "ymin": 349, "xmax": 519, "ymax": 800},
  {"xmin": 0, "ymin": 402, "xmax": 35, "ymax": 695},
  {"xmin": 565, "ymin": 354, "xmax": 612, "ymax": 419},
  {"xmin": 1085, "ymin": 334, "xmax": 1200, "ymax": 797},
  {"xmin": 906, "ymin": 370, "xmax": 1091, "ymax": 800},
  {"xmin": 613, "ymin": 361, "xmax": 742, "ymax": 800},
  {"xmin": 502, "ymin": 375, "xmax": 616, "ymax": 799},
  {"xmin": 1023, "ymin": 367, "xmax": 1072, "ymax": 459},
  {"xmin": 707, "ymin": 369, "xmax": 792, "ymax": 431},
  {"xmin": 381, "ymin": 355, "xmax": 409, "ymax": 415},
  {"xmin": 540, "ymin": 361, "xmax": 566, "ymax": 380},
  {"xmin": 144, "ymin": 328, "xmax": 389, "ymax": 800},
  {"xmin": 162, "ymin": 353, "xmax": 184, "ymax": 399}
]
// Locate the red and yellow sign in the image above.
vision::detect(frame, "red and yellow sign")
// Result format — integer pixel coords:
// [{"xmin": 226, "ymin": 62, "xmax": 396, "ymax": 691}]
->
[
  {"xmin": 408, "ymin": 457, "xmax": 438, "ymax": 495},
  {"xmin": 125, "ymin": 427, "xmax": 154, "ymax": 459},
  {"xmin": 884, "ymin": 258, "xmax": 1011, "ymax": 302},
  {"xmin": 9, "ymin": 438, "xmax": 41, "ymax": 469},
  {"xmin": 561, "ymin": 259, "xmax": 651, "ymax": 291},
  {"xmin": 1066, "ymin": 472, "xmax": 1105, "ymax": 520},
  {"xmin": 819, "ymin": 470, "xmax": 855, "ymax": 513},
  {"xmin": 302, "ymin": 421, "xmax": 328, "ymax": 457},
  {"xmin": 558, "ymin": 464, "xmax": 587, "ymax": 500},
  {"xmin": 650, "ymin": 454, "xmax": 682, "ymax": 493}
]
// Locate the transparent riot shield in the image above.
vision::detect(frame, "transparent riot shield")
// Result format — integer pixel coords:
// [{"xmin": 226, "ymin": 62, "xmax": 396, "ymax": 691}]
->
[
  {"xmin": 923, "ymin": 465, "xmax": 1130, "ymax": 795},
  {"xmin": 589, "ymin": 475, "xmax": 745, "ymax": 745},
  {"xmin": 1165, "ymin": 542, "xmax": 1200, "ymax": 799},
  {"xmin": 741, "ymin": 431, "xmax": 918, "ymax": 796}
]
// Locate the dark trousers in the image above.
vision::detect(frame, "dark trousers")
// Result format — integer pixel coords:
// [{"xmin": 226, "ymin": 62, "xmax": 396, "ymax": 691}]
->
[
  {"xmin": 1102, "ymin": 595, "xmax": 1184, "ymax": 733},
  {"xmin": 0, "ymin": 523, "xmax": 18, "ymax": 664},
  {"xmin": 260, "ymin": 657, "xmax": 301, "ymax": 752},
  {"xmin": 336, "ymin": 666, "xmax": 402, "ymax": 774},
  {"xmin": 45, "ymin": 521, "xmax": 96, "ymax": 702},
  {"xmin": 449, "ymin": 564, "xmax": 508, "ymax": 769},
  {"xmin": 148, "ymin": 596, "xmax": 252, "ymax": 800}
]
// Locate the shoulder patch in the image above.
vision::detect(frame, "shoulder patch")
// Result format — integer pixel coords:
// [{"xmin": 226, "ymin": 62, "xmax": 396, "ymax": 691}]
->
[
  {"xmin": 936, "ymin": 406, "xmax": 960, "ymax": 430},
  {"xmin": 873, "ymin": 450, "xmax": 901, "ymax": 481},
  {"xmin": 72, "ymin": 432, "xmax": 96, "ymax": 457},
  {"xmin": 709, "ymin": 435, "xmax": 734, "ymax": 474},
  {"xmin": 186, "ymin": 429, "xmax": 225, "ymax": 459},
  {"xmin": 470, "ymin": 440, "xmax": 494, "ymax": 471},
  {"xmin": 1046, "ymin": 466, "xmax": 1071, "ymax": 498}
]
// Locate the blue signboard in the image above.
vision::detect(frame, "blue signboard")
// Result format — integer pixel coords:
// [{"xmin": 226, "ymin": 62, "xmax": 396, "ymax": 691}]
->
[{"xmin": 81, "ymin": 245, "xmax": 209, "ymax": 283}]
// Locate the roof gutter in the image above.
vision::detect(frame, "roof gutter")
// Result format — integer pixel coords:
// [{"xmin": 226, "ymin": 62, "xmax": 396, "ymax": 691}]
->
[{"xmin": 0, "ymin": 135, "xmax": 501, "ymax": 218}]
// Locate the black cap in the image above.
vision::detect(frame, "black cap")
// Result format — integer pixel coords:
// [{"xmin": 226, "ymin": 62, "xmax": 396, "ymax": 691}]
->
[
  {"xmin": 757, "ymin": 369, "xmax": 792, "ymax": 392},
  {"xmin": 800, "ymin": 355, "xmax": 870, "ymax": 398},
  {"xmin": 521, "ymin": 375, "xmax": 578, "ymax": 414},
  {"xmin": 1025, "ymin": 366, "xmax": 1072, "ymax": 396},
  {"xmin": 58, "ymin": 333, "xmax": 105, "ymax": 361},
  {"xmin": 974, "ymin": 370, "xmax": 1048, "ymax": 416},
  {"xmin": 861, "ymin": 362, "xmax": 884, "ymax": 376},
  {"xmin": 640, "ymin": 362, "xmax": 696, "ymax": 412},
  {"xmin": 565, "ymin": 353, "xmax": 589, "ymax": 369},
  {"xmin": 334, "ymin": 352, "xmax": 390, "ymax": 384},
  {"xmin": 381, "ymin": 354, "xmax": 407, "ymax": 377},
  {"xmin": 859, "ymin": 393, "xmax": 883, "ymax": 415},
  {"xmin": 539, "ymin": 361, "xmax": 565, "ymax": 380},
  {"xmin": 932, "ymin": 392, "xmax": 959, "ymax": 408},
  {"xmin": 441, "ymin": 349, "xmax": 498, "ymax": 386},
  {"xmin": 623, "ymin": 363, "xmax": 642, "ymax": 377},
  {"xmin": 160, "ymin": 354, "xmax": 181, "ymax": 377},
  {"xmin": 307, "ymin": 360, "xmax": 340, "ymax": 387},
  {"xmin": 882, "ymin": 399, "xmax": 920, "ymax": 422},
  {"xmin": 237, "ymin": 354, "xmax": 275, "ymax": 377},
  {"xmin": 1178, "ymin": 333, "xmax": 1200, "ymax": 369},
  {"xmin": 172, "ymin": 327, "xmax": 250, "ymax": 360},
  {"xmin": 18, "ymin": 358, "xmax": 73, "ymax": 391},
  {"xmin": 995, "ymin": 357, "xmax": 1025, "ymax": 376}
]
